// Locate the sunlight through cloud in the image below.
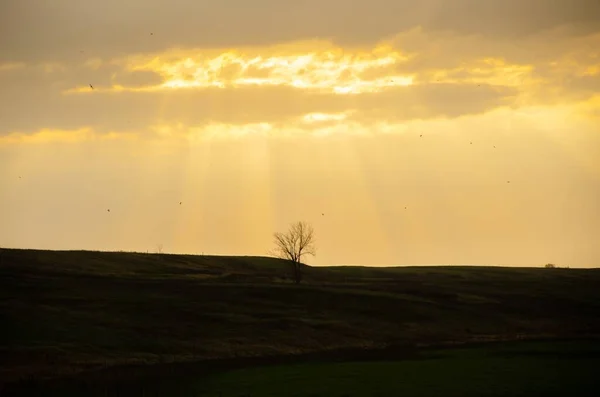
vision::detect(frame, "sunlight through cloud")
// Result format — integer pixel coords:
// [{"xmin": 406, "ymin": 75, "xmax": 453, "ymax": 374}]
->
[
  {"xmin": 65, "ymin": 42, "xmax": 415, "ymax": 95},
  {"xmin": 301, "ymin": 112, "xmax": 352, "ymax": 124},
  {"xmin": 0, "ymin": 128, "xmax": 138, "ymax": 146}
]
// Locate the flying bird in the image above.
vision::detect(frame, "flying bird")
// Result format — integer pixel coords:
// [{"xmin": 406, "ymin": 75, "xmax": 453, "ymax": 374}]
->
[
  {"xmin": 420, "ymin": 134, "xmax": 423, "ymax": 138},
  {"xmin": 89, "ymin": 84, "xmax": 94, "ymax": 90},
  {"xmin": 107, "ymin": 209, "xmax": 110, "ymax": 212},
  {"xmin": 470, "ymin": 142, "xmax": 472, "ymax": 145},
  {"xmin": 179, "ymin": 202, "xmax": 182, "ymax": 205}
]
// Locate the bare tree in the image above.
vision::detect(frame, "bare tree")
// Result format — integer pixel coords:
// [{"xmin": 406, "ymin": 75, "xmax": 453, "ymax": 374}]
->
[
  {"xmin": 272, "ymin": 221, "xmax": 316, "ymax": 284},
  {"xmin": 156, "ymin": 243, "xmax": 164, "ymax": 262}
]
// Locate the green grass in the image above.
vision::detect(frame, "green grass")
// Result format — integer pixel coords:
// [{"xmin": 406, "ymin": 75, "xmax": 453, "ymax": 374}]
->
[
  {"xmin": 10, "ymin": 340, "xmax": 600, "ymax": 396},
  {"xmin": 1, "ymin": 248, "xmax": 600, "ymax": 392},
  {"xmin": 191, "ymin": 341, "xmax": 599, "ymax": 397}
]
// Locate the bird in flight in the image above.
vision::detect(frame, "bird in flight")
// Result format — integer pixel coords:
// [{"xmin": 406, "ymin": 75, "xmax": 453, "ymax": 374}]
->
[
  {"xmin": 420, "ymin": 134, "xmax": 423, "ymax": 138},
  {"xmin": 89, "ymin": 84, "xmax": 94, "ymax": 90},
  {"xmin": 179, "ymin": 202, "xmax": 182, "ymax": 205},
  {"xmin": 107, "ymin": 209, "xmax": 110, "ymax": 212},
  {"xmin": 470, "ymin": 142, "xmax": 473, "ymax": 145}
]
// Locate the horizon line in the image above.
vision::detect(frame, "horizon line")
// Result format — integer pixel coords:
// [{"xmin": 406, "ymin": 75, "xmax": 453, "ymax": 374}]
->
[{"xmin": 0, "ymin": 246, "xmax": 596, "ymax": 269}]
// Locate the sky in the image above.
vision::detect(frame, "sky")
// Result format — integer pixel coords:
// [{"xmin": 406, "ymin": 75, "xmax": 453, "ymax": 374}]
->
[{"xmin": 0, "ymin": 1, "xmax": 599, "ymax": 267}]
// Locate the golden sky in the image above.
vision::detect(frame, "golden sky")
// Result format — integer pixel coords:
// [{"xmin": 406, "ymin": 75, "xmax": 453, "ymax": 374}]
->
[{"xmin": 1, "ymin": 1, "xmax": 599, "ymax": 267}]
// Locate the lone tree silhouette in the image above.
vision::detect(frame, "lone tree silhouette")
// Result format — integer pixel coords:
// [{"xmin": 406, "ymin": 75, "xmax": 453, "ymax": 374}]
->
[{"xmin": 272, "ymin": 221, "xmax": 316, "ymax": 284}]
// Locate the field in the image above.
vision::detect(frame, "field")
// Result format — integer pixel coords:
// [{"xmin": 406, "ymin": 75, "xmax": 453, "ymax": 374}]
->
[
  {"xmin": 7, "ymin": 340, "xmax": 600, "ymax": 396},
  {"xmin": 1, "ymin": 248, "xmax": 599, "ymax": 395}
]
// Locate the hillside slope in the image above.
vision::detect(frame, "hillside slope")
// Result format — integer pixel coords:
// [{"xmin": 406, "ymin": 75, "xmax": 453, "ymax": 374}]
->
[{"xmin": 1, "ymin": 248, "xmax": 599, "ymax": 386}]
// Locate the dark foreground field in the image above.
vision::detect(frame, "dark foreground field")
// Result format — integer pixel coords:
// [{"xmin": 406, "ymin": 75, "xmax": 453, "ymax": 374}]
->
[
  {"xmin": 1, "ymin": 249, "xmax": 599, "ymax": 395},
  {"xmin": 7, "ymin": 339, "xmax": 600, "ymax": 396}
]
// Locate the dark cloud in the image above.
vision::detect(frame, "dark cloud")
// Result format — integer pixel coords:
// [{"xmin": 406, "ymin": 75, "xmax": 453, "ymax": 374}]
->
[
  {"xmin": 391, "ymin": 28, "xmax": 600, "ymax": 75},
  {"xmin": 1, "ymin": 0, "xmax": 599, "ymax": 63},
  {"xmin": 561, "ymin": 74, "xmax": 600, "ymax": 97},
  {"xmin": 421, "ymin": 0, "xmax": 600, "ymax": 38},
  {"xmin": 112, "ymin": 70, "xmax": 164, "ymax": 88},
  {"xmin": 564, "ymin": 74, "xmax": 600, "ymax": 94},
  {"xmin": 347, "ymin": 83, "xmax": 517, "ymax": 122},
  {"xmin": 0, "ymin": 74, "xmax": 517, "ymax": 135}
]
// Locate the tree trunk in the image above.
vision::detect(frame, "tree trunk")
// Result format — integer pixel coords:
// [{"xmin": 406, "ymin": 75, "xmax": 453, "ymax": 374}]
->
[{"xmin": 293, "ymin": 260, "xmax": 302, "ymax": 284}]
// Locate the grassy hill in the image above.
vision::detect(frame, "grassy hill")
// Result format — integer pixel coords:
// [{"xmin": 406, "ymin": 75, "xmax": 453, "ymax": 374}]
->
[{"xmin": 1, "ymin": 248, "xmax": 599, "ymax": 390}]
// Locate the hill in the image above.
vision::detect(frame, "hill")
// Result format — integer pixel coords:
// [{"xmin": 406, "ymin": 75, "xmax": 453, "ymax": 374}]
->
[{"xmin": 1, "ymin": 248, "xmax": 599, "ymax": 389}]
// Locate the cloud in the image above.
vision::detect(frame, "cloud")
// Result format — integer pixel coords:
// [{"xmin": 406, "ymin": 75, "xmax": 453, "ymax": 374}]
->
[
  {"xmin": 2, "ymin": 35, "xmax": 530, "ymax": 136},
  {"xmin": 2, "ymin": 0, "xmax": 599, "ymax": 63},
  {"xmin": 0, "ymin": 81, "xmax": 518, "ymax": 136},
  {"xmin": 301, "ymin": 112, "xmax": 352, "ymax": 124},
  {"xmin": 62, "ymin": 41, "xmax": 414, "ymax": 95},
  {"xmin": 349, "ymin": 83, "xmax": 518, "ymax": 122},
  {"xmin": 576, "ymin": 95, "xmax": 600, "ymax": 121},
  {"xmin": 111, "ymin": 70, "xmax": 165, "ymax": 88},
  {"xmin": 560, "ymin": 74, "xmax": 600, "ymax": 98},
  {"xmin": 0, "ymin": 127, "xmax": 138, "ymax": 146},
  {"xmin": 390, "ymin": 28, "xmax": 600, "ymax": 73},
  {"xmin": 387, "ymin": 28, "xmax": 600, "ymax": 107},
  {"xmin": 3, "ymin": 97, "xmax": 597, "ymax": 147},
  {"xmin": 52, "ymin": 29, "xmax": 598, "ymax": 104},
  {"xmin": 1, "ymin": 18, "xmax": 599, "ymax": 140},
  {"xmin": 0, "ymin": 62, "xmax": 25, "ymax": 72},
  {"xmin": 416, "ymin": 0, "xmax": 600, "ymax": 38},
  {"xmin": 390, "ymin": 28, "xmax": 600, "ymax": 76}
]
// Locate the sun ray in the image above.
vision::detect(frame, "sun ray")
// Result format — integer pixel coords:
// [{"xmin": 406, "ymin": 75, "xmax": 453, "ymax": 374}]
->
[{"xmin": 331, "ymin": 137, "xmax": 393, "ymax": 265}]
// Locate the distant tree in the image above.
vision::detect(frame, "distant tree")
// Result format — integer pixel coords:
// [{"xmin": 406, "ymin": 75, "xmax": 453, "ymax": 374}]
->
[
  {"xmin": 272, "ymin": 221, "xmax": 316, "ymax": 284},
  {"xmin": 545, "ymin": 263, "xmax": 556, "ymax": 269},
  {"xmin": 156, "ymin": 244, "xmax": 164, "ymax": 262}
]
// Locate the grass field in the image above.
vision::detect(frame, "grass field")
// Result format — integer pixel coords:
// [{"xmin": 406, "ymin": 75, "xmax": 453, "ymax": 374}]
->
[
  {"xmin": 1, "ymin": 248, "xmax": 599, "ymax": 394},
  {"xmin": 7, "ymin": 339, "xmax": 600, "ymax": 396},
  {"xmin": 176, "ymin": 339, "xmax": 600, "ymax": 397}
]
